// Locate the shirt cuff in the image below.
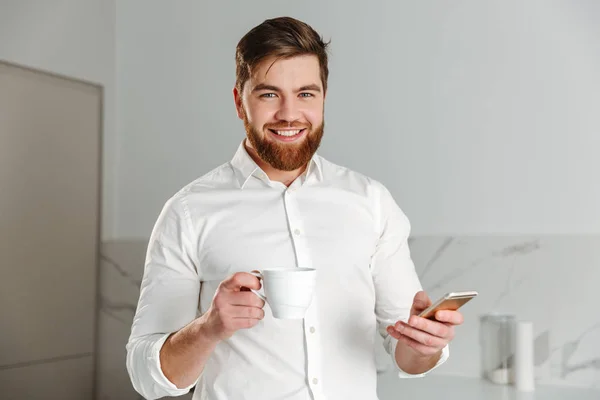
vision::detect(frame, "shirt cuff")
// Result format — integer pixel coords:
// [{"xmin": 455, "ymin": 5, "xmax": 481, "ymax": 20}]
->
[
  {"xmin": 148, "ymin": 333, "xmax": 198, "ymax": 393},
  {"xmin": 389, "ymin": 336, "xmax": 450, "ymax": 378}
]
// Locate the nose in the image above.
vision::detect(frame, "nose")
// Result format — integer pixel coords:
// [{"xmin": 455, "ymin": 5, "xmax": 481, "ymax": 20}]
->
[{"xmin": 274, "ymin": 97, "xmax": 301, "ymax": 122}]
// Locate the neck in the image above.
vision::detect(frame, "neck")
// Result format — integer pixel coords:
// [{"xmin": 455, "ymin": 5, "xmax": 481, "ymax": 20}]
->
[{"xmin": 244, "ymin": 140, "xmax": 308, "ymax": 187}]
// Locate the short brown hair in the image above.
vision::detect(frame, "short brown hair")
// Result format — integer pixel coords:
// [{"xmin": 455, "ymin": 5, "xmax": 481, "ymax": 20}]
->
[{"xmin": 235, "ymin": 16, "xmax": 330, "ymax": 94}]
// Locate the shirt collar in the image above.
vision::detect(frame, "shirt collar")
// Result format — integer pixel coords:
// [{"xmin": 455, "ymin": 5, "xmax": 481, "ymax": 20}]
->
[{"xmin": 230, "ymin": 139, "xmax": 323, "ymax": 189}]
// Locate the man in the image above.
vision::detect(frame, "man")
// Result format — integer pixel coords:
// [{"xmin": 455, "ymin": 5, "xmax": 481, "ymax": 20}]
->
[{"xmin": 126, "ymin": 16, "xmax": 464, "ymax": 400}]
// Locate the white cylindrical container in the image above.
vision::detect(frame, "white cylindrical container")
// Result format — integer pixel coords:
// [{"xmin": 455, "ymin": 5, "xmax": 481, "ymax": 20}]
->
[{"xmin": 514, "ymin": 321, "xmax": 535, "ymax": 391}]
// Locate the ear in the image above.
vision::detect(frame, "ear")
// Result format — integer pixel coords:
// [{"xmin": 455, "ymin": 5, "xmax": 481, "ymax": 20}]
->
[{"xmin": 233, "ymin": 86, "xmax": 244, "ymax": 120}]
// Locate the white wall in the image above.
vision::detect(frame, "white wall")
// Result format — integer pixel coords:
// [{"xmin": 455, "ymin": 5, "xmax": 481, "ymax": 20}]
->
[
  {"xmin": 0, "ymin": 0, "xmax": 116, "ymax": 240},
  {"xmin": 116, "ymin": 0, "xmax": 600, "ymax": 238}
]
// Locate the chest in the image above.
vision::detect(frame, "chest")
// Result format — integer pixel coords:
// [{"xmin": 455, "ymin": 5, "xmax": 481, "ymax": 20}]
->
[{"xmin": 191, "ymin": 186, "xmax": 379, "ymax": 284}]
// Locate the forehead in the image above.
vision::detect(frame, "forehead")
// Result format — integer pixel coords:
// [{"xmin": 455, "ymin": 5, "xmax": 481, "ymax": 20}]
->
[{"xmin": 248, "ymin": 54, "xmax": 322, "ymax": 88}]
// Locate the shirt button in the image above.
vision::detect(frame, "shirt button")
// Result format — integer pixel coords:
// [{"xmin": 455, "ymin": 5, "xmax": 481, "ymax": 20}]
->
[
  {"xmin": 294, "ymin": 229, "xmax": 301, "ymax": 236},
  {"xmin": 312, "ymin": 378, "xmax": 318, "ymax": 385},
  {"xmin": 310, "ymin": 327, "xmax": 316, "ymax": 334}
]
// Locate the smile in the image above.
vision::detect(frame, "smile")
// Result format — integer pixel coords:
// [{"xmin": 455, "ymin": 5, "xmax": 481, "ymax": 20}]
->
[
  {"xmin": 269, "ymin": 129, "xmax": 305, "ymax": 137},
  {"xmin": 267, "ymin": 128, "xmax": 307, "ymax": 142}
]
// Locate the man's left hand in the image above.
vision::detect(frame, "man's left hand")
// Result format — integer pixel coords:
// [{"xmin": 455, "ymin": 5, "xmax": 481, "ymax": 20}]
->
[{"xmin": 386, "ymin": 291, "xmax": 464, "ymax": 357}]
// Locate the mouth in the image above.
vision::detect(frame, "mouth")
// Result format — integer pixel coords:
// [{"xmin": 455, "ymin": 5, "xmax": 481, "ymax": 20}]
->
[{"xmin": 268, "ymin": 128, "xmax": 307, "ymax": 142}]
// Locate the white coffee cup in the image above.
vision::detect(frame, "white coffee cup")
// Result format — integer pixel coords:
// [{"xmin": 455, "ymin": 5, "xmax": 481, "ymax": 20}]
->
[{"xmin": 250, "ymin": 267, "xmax": 317, "ymax": 319}]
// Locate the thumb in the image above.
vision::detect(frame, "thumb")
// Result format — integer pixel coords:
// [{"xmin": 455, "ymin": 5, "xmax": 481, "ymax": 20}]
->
[
  {"xmin": 411, "ymin": 291, "xmax": 431, "ymax": 314},
  {"xmin": 222, "ymin": 272, "xmax": 261, "ymax": 292}
]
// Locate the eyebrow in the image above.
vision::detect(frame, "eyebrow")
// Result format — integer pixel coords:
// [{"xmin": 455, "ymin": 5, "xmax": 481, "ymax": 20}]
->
[{"xmin": 252, "ymin": 83, "xmax": 322, "ymax": 93}]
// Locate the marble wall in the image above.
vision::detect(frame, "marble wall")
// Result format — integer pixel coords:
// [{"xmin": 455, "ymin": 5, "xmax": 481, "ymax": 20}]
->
[
  {"xmin": 405, "ymin": 236, "xmax": 600, "ymax": 391},
  {"xmin": 97, "ymin": 236, "xmax": 600, "ymax": 398},
  {"xmin": 97, "ymin": 240, "xmax": 193, "ymax": 400}
]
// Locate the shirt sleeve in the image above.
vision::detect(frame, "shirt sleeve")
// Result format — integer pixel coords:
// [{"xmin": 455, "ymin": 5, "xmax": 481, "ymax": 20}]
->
[
  {"xmin": 370, "ymin": 180, "xmax": 450, "ymax": 378},
  {"xmin": 125, "ymin": 193, "xmax": 202, "ymax": 399}
]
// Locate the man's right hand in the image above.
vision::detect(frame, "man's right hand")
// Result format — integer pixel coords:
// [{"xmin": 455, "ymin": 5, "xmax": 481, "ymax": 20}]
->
[
  {"xmin": 158, "ymin": 272, "xmax": 265, "ymax": 388},
  {"xmin": 199, "ymin": 272, "xmax": 266, "ymax": 342}
]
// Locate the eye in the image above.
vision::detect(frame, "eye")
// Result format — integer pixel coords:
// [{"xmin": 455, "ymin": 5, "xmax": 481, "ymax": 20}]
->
[
  {"xmin": 260, "ymin": 93, "xmax": 277, "ymax": 98},
  {"xmin": 299, "ymin": 92, "xmax": 314, "ymax": 98}
]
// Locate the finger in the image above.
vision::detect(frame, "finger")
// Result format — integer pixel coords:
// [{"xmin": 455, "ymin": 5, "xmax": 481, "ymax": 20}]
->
[
  {"xmin": 386, "ymin": 326, "xmax": 440, "ymax": 356},
  {"xmin": 392, "ymin": 321, "xmax": 447, "ymax": 349},
  {"xmin": 230, "ymin": 291, "xmax": 266, "ymax": 309},
  {"xmin": 386, "ymin": 325, "xmax": 403, "ymax": 340},
  {"xmin": 221, "ymin": 272, "xmax": 262, "ymax": 291},
  {"xmin": 229, "ymin": 305, "xmax": 265, "ymax": 320},
  {"xmin": 235, "ymin": 318, "xmax": 262, "ymax": 330},
  {"xmin": 435, "ymin": 310, "xmax": 464, "ymax": 325},
  {"xmin": 412, "ymin": 291, "xmax": 431, "ymax": 311},
  {"xmin": 404, "ymin": 315, "xmax": 453, "ymax": 339},
  {"xmin": 396, "ymin": 332, "xmax": 441, "ymax": 356}
]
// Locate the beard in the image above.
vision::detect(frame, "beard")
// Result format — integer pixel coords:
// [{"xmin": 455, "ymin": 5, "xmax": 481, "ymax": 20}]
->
[{"xmin": 242, "ymin": 110, "xmax": 324, "ymax": 172}]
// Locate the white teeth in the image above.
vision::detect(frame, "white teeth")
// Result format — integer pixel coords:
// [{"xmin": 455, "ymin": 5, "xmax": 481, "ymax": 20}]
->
[{"xmin": 274, "ymin": 129, "xmax": 301, "ymax": 137}]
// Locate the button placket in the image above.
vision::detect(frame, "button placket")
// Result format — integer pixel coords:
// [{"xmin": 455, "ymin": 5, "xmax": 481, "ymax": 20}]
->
[
  {"xmin": 282, "ymin": 190, "xmax": 323, "ymax": 397},
  {"xmin": 283, "ymin": 192, "xmax": 308, "ymax": 268},
  {"xmin": 303, "ymin": 301, "xmax": 323, "ymax": 398}
]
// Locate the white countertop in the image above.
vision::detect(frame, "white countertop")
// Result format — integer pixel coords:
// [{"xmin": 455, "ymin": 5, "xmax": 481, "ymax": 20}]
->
[{"xmin": 376, "ymin": 371, "xmax": 599, "ymax": 400}]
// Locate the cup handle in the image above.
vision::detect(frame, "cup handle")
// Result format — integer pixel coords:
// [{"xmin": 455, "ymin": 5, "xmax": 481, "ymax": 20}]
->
[{"xmin": 249, "ymin": 271, "xmax": 266, "ymax": 302}]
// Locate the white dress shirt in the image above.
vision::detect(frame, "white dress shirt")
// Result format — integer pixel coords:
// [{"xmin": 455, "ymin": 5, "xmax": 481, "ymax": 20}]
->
[{"xmin": 126, "ymin": 140, "xmax": 449, "ymax": 400}]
